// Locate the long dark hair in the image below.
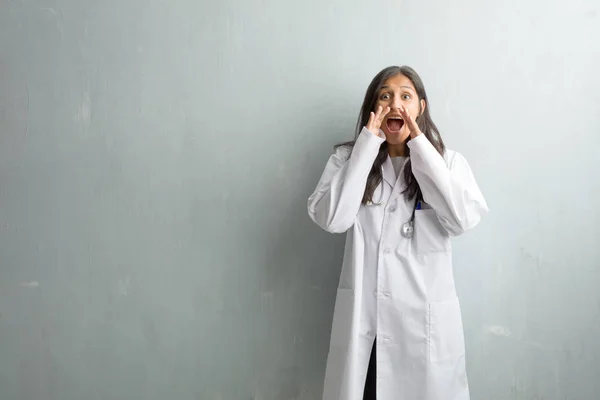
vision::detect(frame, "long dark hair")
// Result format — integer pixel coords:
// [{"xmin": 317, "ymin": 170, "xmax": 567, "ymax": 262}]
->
[{"xmin": 337, "ymin": 66, "xmax": 446, "ymax": 204}]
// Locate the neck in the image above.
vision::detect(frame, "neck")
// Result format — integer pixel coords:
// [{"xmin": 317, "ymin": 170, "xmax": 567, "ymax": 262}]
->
[{"xmin": 388, "ymin": 143, "xmax": 407, "ymax": 157}]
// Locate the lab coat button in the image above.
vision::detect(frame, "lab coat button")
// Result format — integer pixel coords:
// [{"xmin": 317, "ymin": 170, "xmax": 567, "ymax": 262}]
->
[
  {"xmin": 389, "ymin": 207, "xmax": 396, "ymax": 212},
  {"xmin": 383, "ymin": 248, "xmax": 390, "ymax": 254}
]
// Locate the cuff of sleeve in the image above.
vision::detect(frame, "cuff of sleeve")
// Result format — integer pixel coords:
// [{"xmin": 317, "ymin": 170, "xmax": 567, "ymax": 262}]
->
[
  {"xmin": 350, "ymin": 126, "xmax": 386, "ymax": 158},
  {"xmin": 361, "ymin": 126, "xmax": 386, "ymax": 144},
  {"xmin": 406, "ymin": 133, "xmax": 430, "ymax": 151}
]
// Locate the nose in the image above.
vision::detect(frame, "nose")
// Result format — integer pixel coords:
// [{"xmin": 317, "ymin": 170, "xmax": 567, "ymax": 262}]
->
[{"xmin": 390, "ymin": 94, "xmax": 403, "ymax": 110}]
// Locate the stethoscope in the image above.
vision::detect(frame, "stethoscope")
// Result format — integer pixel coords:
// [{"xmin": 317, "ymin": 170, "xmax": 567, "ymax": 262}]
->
[{"xmin": 366, "ymin": 166, "xmax": 422, "ymax": 239}]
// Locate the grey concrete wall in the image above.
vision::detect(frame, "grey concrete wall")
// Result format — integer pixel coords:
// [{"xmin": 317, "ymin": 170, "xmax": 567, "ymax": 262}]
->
[{"xmin": 1, "ymin": 0, "xmax": 599, "ymax": 399}]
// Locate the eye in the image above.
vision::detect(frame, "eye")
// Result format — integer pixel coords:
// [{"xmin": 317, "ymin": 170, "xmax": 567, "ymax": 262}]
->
[
  {"xmin": 380, "ymin": 93, "xmax": 391, "ymax": 100},
  {"xmin": 402, "ymin": 94, "xmax": 411, "ymax": 100}
]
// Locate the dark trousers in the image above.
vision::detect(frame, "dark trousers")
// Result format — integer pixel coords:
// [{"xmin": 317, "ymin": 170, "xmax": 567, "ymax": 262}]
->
[{"xmin": 363, "ymin": 338, "xmax": 376, "ymax": 400}]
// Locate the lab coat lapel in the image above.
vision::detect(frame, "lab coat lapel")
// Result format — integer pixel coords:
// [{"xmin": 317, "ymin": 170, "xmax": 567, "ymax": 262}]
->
[
  {"xmin": 382, "ymin": 157, "xmax": 396, "ymax": 189},
  {"xmin": 383, "ymin": 156, "xmax": 408, "ymax": 197}
]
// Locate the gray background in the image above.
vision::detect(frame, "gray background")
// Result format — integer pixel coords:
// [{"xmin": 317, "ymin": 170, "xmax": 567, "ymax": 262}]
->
[{"xmin": 1, "ymin": 0, "xmax": 599, "ymax": 399}]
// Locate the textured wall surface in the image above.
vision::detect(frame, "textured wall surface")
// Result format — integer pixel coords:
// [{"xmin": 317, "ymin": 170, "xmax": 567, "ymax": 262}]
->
[{"xmin": 1, "ymin": 0, "xmax": 599, "ymax": 399}]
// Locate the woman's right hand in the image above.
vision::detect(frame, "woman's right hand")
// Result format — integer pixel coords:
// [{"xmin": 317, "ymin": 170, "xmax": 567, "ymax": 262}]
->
[{"xmin": 366, "ymin": 105, "xmax": 390, "ymax": 138}]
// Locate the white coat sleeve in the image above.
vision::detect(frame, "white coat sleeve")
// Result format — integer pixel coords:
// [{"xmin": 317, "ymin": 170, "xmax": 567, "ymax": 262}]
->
[
  {"xmin": 307, "ymin": 127, "xmax": 385, "ymax": 233},
  {"xmin": 407, "ymin": 134, "xmax": 489, "ymax": 236}
]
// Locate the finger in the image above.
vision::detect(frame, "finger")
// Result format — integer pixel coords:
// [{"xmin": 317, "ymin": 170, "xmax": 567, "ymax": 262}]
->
[
  {"xmin": 409, "ymin": 117, "xmax": 419, "ymax": 132},
  {"xmin": 408, "ymin": 114, "xmax": 417, "ymax": 129},
  {"xmin": 398, "ymin": 106, "xmax": 406, "ymax": 119},
  {"xmin": 376, "ymin": 106, "xmax": 391, "ymax": 124},
  {"xmin": 399, "ymin": 107, "xmax": 415, "ymax": 127},
  {"xmin": 406, "ymin": 113, "xmax": 420, "ymax": 133},
  {"xmin": 399, "ymin": 105, "xmax": 409, "ymax": 119},
  {"xmin": 369, "ymin": 111, "xmax": 375, "ymax": 122},
  {"xmin": 373, "ymin": 105, "xmax": 383, "ymax": 119},
  {"xmin": 367, "ymin": 111, "xmax": 375, "ymax": 127}
]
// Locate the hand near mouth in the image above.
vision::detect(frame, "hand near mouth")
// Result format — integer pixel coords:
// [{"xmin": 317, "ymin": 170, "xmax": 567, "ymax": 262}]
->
[
  {"xmin": 398, "ymin": 106, "xmax": 422, "ymax": 139},
  {"xmin": 366, "ymin": 106, "xmax": 390, "ymax": 138}
]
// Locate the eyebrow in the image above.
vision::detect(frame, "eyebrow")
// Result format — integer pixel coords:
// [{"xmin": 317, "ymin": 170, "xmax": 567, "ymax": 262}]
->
[{"xmin": 380, "ymin": 85, "xmax": 415, "ymax": 91}]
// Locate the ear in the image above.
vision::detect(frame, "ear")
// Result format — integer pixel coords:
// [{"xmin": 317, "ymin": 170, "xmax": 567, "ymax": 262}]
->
[{"xmin": 419, "ymin": 99, "xmax": 426, "ymax": 116}]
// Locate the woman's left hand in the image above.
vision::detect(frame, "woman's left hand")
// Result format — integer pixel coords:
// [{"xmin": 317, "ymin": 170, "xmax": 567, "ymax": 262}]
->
[{"xmin": 399, "ymin": 106, "xmax": 422, "ymax": 139}]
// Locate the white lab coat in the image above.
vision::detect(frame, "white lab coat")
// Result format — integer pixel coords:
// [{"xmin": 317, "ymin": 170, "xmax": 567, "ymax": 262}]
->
[{"xmin": 308, "ymin": 127, "xmax": 488, "ymax": 400}]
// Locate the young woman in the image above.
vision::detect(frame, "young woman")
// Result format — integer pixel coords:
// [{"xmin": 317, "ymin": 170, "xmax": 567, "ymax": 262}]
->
[{"xmin": 308, "ymin": 66, "xmax": 488, "ymax": 400}]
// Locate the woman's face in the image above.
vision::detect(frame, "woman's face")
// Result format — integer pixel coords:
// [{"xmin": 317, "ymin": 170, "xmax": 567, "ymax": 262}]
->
[{"xmin": 375, "ymin": 74, "xmax": 425, "ymax": 145}]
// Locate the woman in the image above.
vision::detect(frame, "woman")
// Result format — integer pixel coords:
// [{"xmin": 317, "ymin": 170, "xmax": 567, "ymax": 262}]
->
[{"xmin": 307, "ymin": 66, "xmax": 488, "ymax": 400}]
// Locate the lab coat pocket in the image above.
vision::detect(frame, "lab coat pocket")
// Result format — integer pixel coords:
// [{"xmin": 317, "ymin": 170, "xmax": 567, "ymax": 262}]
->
[
  {"xmin": 413, "ymin": 209, "xmax": 450, "ymax": 254},
  {"xmin": 330, "ymin": 289, "xmax": 355, "ymax": 346},
  {"xmin": 428, "ymin": 297, "xmax": 466, "ymax": 363}
]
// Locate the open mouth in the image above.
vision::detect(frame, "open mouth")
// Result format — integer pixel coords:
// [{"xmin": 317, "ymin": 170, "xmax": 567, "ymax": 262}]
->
[{"xmin": 386, "ymin": 117, "xmax": 404, "ymax": 133}]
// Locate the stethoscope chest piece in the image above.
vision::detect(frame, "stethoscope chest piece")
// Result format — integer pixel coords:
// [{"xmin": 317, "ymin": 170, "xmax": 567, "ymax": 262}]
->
[{"xmin": 401, "ymin": 221, "xmax": 414, "ymax": 238}]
